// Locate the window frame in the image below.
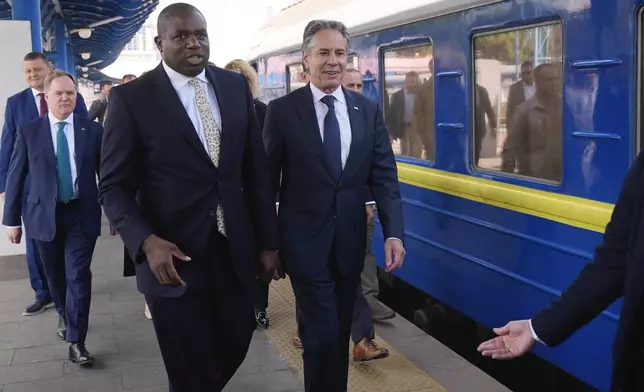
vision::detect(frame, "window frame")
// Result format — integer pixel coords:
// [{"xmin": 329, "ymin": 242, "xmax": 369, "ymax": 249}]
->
[
  {"xmin": 378, "ymin": 37, "xmax": 435, "ymax": 167},
  {"xmin": 286, "ymin": 62, "xmax": 305, "ymax": 93},
  {"xmin": 638, "ymin": 7, "xmax": 643, "ymax": 155},
  {"xmin": 470, "ymin": 19, "xmax": 564, "ymax": 186}
]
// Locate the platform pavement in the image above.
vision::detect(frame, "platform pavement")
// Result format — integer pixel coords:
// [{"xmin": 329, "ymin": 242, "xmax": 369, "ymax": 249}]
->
[{"xmin": 0, "ymin": 218, "xmax": 304, "ymax": 392}]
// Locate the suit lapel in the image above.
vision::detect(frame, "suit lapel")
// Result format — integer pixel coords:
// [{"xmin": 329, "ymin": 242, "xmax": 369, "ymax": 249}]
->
[
  {"xmin": 341, "ymin": 87, "xmax": 365, "ymax": 183},
  {"xmin": 293, "ymin": 85, "xmax": 333, "ymax": 179},
  {"xmin": 204, "ymin": 66, "xmax": 228, "ymax": 171},
  {"xmin": 150, "ymin": 64, "xmax": 212, "ymax": 165},
  {"xmin": 38, "ymin": 117, "xmax": 56, "ymax": 170},
  {"xmin": 73, "ymin": 117, "xmax": 87, "ymax": 174},
  {"xmin": 22, "ymin": 89, "xmax": 39, "ymax": 119}
]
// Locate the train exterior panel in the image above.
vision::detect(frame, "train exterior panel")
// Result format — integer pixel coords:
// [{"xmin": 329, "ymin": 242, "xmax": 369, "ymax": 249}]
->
[{"xmin": 250, "ymin": 0, "xmax": 640, "ymax": 390}]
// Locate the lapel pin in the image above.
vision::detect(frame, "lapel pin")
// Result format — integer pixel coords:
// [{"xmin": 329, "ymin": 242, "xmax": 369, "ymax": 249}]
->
[
  {"xmin": 81, "ymin": 128, "xmax": 86, "ymax": 131},
  {"xmin": 353, "ymin": 106, "xmax": 359, "ymax": 111}
]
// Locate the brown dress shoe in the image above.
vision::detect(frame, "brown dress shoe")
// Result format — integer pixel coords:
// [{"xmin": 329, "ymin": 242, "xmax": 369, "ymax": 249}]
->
[{"xmin": 352, "ymin": 338, "xmax": 389, "ymax": 362}]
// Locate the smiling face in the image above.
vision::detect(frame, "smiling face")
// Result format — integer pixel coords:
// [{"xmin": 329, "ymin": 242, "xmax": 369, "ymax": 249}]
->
[
  {"xmin": 303, "ymin": 29, "xmax": 347, "ymax": 94},
  {"xmin": 155, "ymin": 8, "xmax": 210, "ymax": 77},
  {"xmin": 23, "ymin": 57, "xmax": 49, "ymax": 91}
]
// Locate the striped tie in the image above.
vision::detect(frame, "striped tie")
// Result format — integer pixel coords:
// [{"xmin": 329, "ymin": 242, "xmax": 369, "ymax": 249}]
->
[
  {"xmin": 55, "ymin": 122, "xmax": 74, "ymax": 203},
  {"xmin": 188, "ymin": 78, "xmax": 226, "ymax": 237}
]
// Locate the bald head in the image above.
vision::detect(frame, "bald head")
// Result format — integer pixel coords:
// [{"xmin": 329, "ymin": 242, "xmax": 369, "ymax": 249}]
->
[{"xmin": 157, "ymin": 2, "xmax": 205, "ymax": 37}]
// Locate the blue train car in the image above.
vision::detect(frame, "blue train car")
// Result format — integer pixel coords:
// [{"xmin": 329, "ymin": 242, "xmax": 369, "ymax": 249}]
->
[{"xmin": 248, "ymin": 0, "xmax": 640, "ymax": 390}]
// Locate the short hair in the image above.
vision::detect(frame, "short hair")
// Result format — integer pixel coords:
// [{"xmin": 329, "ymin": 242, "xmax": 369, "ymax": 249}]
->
[
  {"xmin": 101, "ymin": 80, "xmax": 113, "ymax": 88},
  {"xmin": 44, "ymin": 70, "xmax": 77, "ymax": 92},
  {"xmin": 534, "ymin": 62, "xmax": 556, "ymax": 80},
  {"xmin": 121, "ymin": 74, "xmax": 136, "ymax": 82},
  {"xmin": 23, "ymin": 52, "xmax": 48, "ymax": 63},
  {"xmin": 345, "ymin": 68, "xmax": 362, "ymax": 76},
  {"xmin": 302, "ymin": 19, "xmax": 350, "ymax": 54},
  {"xmin": 405, "ymin": 71, "xmax": 419, "ymax": 79},
  {"xmin": 157, "ymin": 2, "xmax": 205, "ymax": 36},
  {"xmin": 520, "ymin": 60, "xmax": 534, "ymax": 69},
  {"xmin": 224, "ymin": 59, "xmax": 260, "ymax": 99}
]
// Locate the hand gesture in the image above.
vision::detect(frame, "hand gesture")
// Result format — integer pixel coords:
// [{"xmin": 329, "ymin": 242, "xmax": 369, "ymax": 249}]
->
[
  {"xmin": 141, "ymin": 234, "xmax": 191, "ymax": 286},
  {"xmin": 7, "ymin": 227, "xmax": 22, "ymax": 244},
  {"xmin": 384, "ymin": 238, "xmax": 405, "ymax": 272},
  {"xmin": 477, "ymin": 320, "xmax": 536, "ymax": 359},
  {"xmin": 259, "ymin": 250, "xmax": 285, "ymax": 282}
]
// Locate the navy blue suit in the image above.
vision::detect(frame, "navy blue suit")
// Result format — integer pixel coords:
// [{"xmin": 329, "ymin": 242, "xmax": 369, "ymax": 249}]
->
[
  {"xmin": 99, "ymin": 63, "xmax": 278, "ymax": 392},
  {"xmin": 2, "ymin": 115, "xmax": 102, "ymax": 343},
  {"xmin": 263, "ymin": 84, "xmax": 403, "ymax": 392},
  {"xmin": 0, "ymin": 88, "xmax": 88, "ymax": 304}
]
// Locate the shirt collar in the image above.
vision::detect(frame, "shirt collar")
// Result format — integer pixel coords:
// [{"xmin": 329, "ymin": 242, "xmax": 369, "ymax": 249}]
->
[
  {"xmin": 31, "ymin": 88, "xmax": 44, "ymax": 97},
  {"xmin": 162, "ymin": 61, "xmax": 208, "ymax": 90},
  {"xmin": 310, "ymin": 83, "xmax": 346, "ymax": 106},
  {"xmin": 48, "ymin": 112, "xmax": 74, "ymax": 127}
]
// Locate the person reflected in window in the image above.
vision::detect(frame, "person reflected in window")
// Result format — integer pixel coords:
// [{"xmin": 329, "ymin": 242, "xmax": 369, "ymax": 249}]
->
[
  {"xmin": 411, "ymin": 58, "xmax": 435, "ymax": 160},
  {"xmin": 224, "ymin": 59, "xmax": 272, "ymax": 329},
  {"xmin": 474, "ymin": 78, "xmax": 497, "ymax": 166},
  {"xmin": 501, "ymin": 63, "xmax": 562, "ymax": 181},
  {"xmin": 387, "ymin": 71, "xmax": 420, "ymax": 157}
]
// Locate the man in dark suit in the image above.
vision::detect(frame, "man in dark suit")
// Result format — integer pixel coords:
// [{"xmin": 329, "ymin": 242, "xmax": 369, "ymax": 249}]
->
[
  {"xmin": 263, "ymin": 19, "xmax": 405, "ymax": 392},
  {"xmin": 478, "ymin": 150, "xmax": 644, "ymax": 390},
  {"xmin": 505, "ymin": 60, "xmax": 534, "ymax": 128},
  {"xmin": 386, "ymin": 71, "xmax": 419, "ymax": 157},
  {"xmin": 3, "ymin": 70, "xmax": 102, "ymax": 365},
  {"xmin": 87, "ymin": 81, "xmax": 112, "ymax": 124},
  {"xmin": 99, "ymin": 4, "xmax": 281, "ymax": 391},
  {"xmin": 0, "ymin": 51, "xmax": 88, "ymax": 317}
]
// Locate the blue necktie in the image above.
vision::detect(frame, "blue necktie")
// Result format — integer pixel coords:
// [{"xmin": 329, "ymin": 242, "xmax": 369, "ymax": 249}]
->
[
  {"xmin": 56, "ymin": 122, "xmax": 74, "ymax": 203},
  {"xmin": 321, "ymin": 95, "xmax": 342, "ymax": 181}
]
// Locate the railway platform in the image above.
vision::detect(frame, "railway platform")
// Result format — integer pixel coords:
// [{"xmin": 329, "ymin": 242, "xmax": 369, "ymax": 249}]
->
[{"xmin": 0, "ymin": 218, "xmax": 511, "ymax": 392}]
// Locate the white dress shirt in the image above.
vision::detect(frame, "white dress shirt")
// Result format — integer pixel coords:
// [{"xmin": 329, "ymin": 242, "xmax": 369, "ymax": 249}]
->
[
  {"xmin": 523, "ymin": 83, "xmax": 535, "ymax": 101},
  {"xmin": 162, "ymin": 61, "xmax": 222, "ymax": 151},
  {"xmin": 31, "ymin": 88, "xmax": 44, "ymax": 114},
  {"xmin": 5, "ymin": 112, "xmax": 78, "ymax": 229},
  {"xmin": 49, "ymin": 112, "xmax": 79, "ymax": 199}
]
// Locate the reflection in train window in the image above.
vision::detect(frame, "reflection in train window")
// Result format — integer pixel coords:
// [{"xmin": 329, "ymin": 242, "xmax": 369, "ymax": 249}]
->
[
  {"xmin": 382, "ymin": 44, "xmax": 434, "ymax": 161},
  {"xmin": 473, "ymin": 22, "xmax": 563, "ymax": 183},
  {"xmin": 287, "ymin": 63, "xmax": 306, "ymax": 92},
  {"xmin": 348, "ymin": 54, "xmax": 358, "ymax": 70}
]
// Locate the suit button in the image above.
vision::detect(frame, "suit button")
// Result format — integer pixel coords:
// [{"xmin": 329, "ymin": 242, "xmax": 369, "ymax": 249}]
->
[
  {"xmin": 209, "ymin": 210, "xmax": 215, "ymax": 216},
  {"xmin": 333, "ymin": 215, "xmax": 336, "ymax": 220}
]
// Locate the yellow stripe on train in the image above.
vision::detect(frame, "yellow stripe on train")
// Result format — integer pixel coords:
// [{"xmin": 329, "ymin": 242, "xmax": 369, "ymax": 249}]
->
[{"xmin": 396, "ymin": 162, "xmax": 614, "ymax": 234}]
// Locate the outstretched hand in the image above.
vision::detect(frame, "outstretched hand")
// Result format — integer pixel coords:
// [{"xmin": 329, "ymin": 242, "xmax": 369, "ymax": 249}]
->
[{"xmin": 477, "ymin": 320, "xmax": 536, "ymax": 360}]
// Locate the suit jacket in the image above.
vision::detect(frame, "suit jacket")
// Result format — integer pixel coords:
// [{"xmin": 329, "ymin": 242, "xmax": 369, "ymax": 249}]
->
[
  {"xmin": 2, "ymin": 116, "xmax": 102, "ymax": 241},
  {"xmin": 506, "ymin": 81, "xmax": 527, "ymax": 129},
  {"xmin": 99, "ymin": 63, "xmax": 278, "ymax": 297},
  {"xmin": 88, "ymin": 98, "xmax": 107, "ymax": 123},
  {"xmin": 386, "ymin": 89, "xmax": 409, "ymax": 140},
  {"xmin": 263, "ymin": 84, "xmax": 403, "ymax": 279},
  {"xmin": 531, "ymin": 150, "xmax": 644, "ymax": 391},
  {"xmin": 0, "ymin": 88, "xmax": 89, "ymax": 193},
  {"xmin": 254, "ymin": 99, "xmax": 267, "ymax": 128}
]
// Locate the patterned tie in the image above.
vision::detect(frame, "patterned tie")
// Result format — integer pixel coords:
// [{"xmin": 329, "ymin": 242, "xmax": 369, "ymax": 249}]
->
[
  {"xmin": 56, "ymin": 122, "xmax": 74, "ymax": 203},
  {"xmin": 321, "ymin": 95, "xmax": 342, "ymax": 181},
  {"xmin": 187, "ymin": 78, "xmax": 226, "ymax": 237},
  {"xmin": 38, "ymin": 93, "xmax": 47, "ymax": 116}
]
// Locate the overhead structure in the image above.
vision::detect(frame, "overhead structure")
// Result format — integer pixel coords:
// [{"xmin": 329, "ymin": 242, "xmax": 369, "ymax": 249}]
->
[{"xmin": 0, "ymin": 0, "xmax": 159, "ymax": 81}]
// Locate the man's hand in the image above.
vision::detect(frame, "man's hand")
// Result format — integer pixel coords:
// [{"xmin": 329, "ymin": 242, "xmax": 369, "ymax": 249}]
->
[
  {"xmin": 259, "ymin": 250, "xmax": 284, "ymax": 282},
  {"xmin": 384, "ymin": 238, "xmax": 405, "ymax": 273},
  {"xmin": 141, "ymin": 234, "xmax": 191, "ymax": 286},
  {"xmin": 7, "ymin": 227, "xmax": 22, "ymax": 244},
  {"xmin": 477, "ymin": 320, "xmax": 536, "ymax": 359},
  {"xmin": 366, "ymin": 205, "xmax": 375, "ymax": 223}
]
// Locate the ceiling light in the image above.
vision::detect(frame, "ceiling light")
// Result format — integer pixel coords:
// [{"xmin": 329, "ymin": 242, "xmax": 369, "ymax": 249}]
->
[
  {"xmin": 78, "ymin": 28, "xmax": 92, "ymax": 39},
  {"xmin": 80, "ymin": 52, "xmax": 91, "ymax": 60}
]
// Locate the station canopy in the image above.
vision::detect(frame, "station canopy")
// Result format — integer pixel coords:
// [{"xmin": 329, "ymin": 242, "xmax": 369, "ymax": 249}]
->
[{"xmin": 0, "ymin": 0, "xmax": 159, "ymax": 81}]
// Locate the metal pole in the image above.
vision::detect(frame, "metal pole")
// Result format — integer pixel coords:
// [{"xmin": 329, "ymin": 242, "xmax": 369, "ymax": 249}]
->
[
  {"xmin": 10, "ymin": 0, "xmax": 43, "ymax": 52},
  {"xmin": 54, "ymin": 18, "xmax": 68, "ymax": 71}
]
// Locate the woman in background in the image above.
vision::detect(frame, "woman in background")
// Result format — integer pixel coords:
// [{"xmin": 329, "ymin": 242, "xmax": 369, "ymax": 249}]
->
[{"xmin": 224, "ymin": 59, "xmax": 270, "ymax": 329}]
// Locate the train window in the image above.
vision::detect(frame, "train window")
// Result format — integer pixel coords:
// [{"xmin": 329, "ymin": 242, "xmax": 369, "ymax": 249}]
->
[
  {"xmin": 382, "ymin": 44, "xmax": 434, "ymax": 161},
  {"xmin": 287, "ymin": 63, "xmax": 306, "ymax": 92},
  {"xmin": 348, "ymin": 54, "xmax": 358, "ymax": 70},
  {"xmin": 472, "ymin": 22, "xmax": 563, "ymax": 183}
]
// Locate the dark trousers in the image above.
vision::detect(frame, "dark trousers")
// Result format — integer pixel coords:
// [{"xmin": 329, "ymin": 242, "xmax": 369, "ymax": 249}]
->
[
  {"xmin": 361, "ymin": 218, "xmax": 379, "ymax": 302},
  {"xmin": 35, "ymin": 201, "xmax": 97, "ymax": 343},
  {"xmin": 145, "ymin": 234, "xmax": 256, "ymax": 392},
  {"xmin": 254, "ymin": 277, "xmax": 269, "ymax": 311},
  {"xmin": 351, "ymin": 282, "xmax": 374, "ymax": 344},
  {"xmin": 26, "ymin": 235, "xmax": 51, "ymax": 302},
  {"xmin": 292, "ymin": 263, "xmax": 360, "ymax": 392}
]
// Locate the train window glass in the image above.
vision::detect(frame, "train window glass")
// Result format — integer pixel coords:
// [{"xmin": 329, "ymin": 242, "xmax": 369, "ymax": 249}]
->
[
  {"xmin": 287, "ymin": 63, "xmax": 306, "ymax": 92},
  {"xmin": 382, "ymin": 44, "xmax": 434, "ymax": 161},
  {"xmin": 348, "ymin": 54, "xmax": 358, "ymax": 70},
  {"xmin": 473, "ymin": 22, "xmax": 563, "ymax": 183}
]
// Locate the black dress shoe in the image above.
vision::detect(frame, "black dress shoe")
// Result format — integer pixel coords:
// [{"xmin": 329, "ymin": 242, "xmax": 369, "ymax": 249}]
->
[
  {"xmin": 255, "ymin": 309, "xmax": 269, "ymax": 329},
  {"xmin": 69, "ymin": 343, "xmax": 93, "ymax": 366},
  {"xmin": 22, "ymin": 298, "xmax": 54, "ymax": 316},
  {"xmin": 56, "ymin": 315, "xmax": 67, "ymax": 340}
]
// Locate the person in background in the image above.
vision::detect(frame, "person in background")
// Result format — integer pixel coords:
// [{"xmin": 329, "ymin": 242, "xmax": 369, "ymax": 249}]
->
[
  {"xmin": 88, "ymin": 80, "xmax": 112, "ymax": 123},
  {"xmin": 0, "ymin": 51, "xmax": 89, "ymax": 318},
  {"xmin": 263, "ymin": 20, "xmax": 405, "ymax": 391},
  {"xmin": 224, "ymin": 58, "xmax": 271, "ymax": 329},
  {"xmin": 3, "ymin": 70, "xmax": 103, "ymax": 365}
]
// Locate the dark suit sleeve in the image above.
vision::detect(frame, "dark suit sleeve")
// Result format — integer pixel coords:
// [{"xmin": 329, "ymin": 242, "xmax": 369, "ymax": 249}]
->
[
  {"xmin": 368, "ymin": 102, "xmax": 404, "ymax": 240},
  {"xmin": 482, "ymin": 88, "xmax": 497, "ymax": 130},
  {"xmin": 262, "ymin": 100, "xmax": 283, "ymax": 202},
  {"xmin": 530, "ymin": 152, "xmax": 644, "ymax": 346},
  {"xmin": 98, "ymin": 88, "xmax": 153, "ymax": 258},
  {"xmin": 74, "ymin": 93, "xmax": 89, "ymax": 119},
  {"xmin": 2, "ymin": 124, "xmax": 29, "ymax": 227},
  {"xmin": 88, "ymin": 100, "xmax": 103, "ymax": 122},
  {"xmin": 242, "ymin": 82, "xmax": 279, "ymax": 251},
  {"xmin": 0, "ymin": 99, "xmax": 16, "ymax": 193},
  {"xmin": 94, "ymin": 123, "xmax": 103, "ymax": 178}
]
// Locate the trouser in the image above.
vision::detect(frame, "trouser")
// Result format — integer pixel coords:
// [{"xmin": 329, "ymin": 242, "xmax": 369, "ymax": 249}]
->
[{"xmin": 361, "ymin": 217, "xmax": 379, "ymax": 302}]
